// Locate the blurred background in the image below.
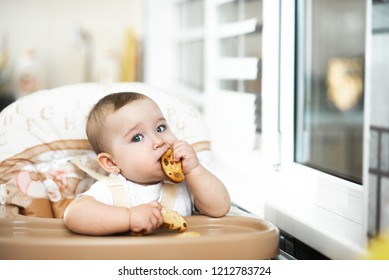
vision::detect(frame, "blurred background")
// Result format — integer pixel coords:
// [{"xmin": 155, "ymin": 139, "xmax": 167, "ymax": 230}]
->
[{"xmin": 0, "ymin": 0, "xmax": 143, "ymax": 106}]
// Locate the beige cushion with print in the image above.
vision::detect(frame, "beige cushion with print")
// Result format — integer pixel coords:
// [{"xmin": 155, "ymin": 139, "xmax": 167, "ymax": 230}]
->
[{"xmin": 0, "ymin": 82, "xmax": 210, "ymax": 218}]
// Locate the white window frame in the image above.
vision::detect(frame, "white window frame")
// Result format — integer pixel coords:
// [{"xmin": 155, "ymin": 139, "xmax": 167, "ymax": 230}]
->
[{"xmin": 261, "ymin": 0, "xmax": 371, "ymax": 259}]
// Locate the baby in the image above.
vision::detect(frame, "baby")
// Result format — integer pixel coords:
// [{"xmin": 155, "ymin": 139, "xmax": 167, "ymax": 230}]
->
[{"xmin": 64, "ymin": 92, "xmax": 230, "ymax": 235}]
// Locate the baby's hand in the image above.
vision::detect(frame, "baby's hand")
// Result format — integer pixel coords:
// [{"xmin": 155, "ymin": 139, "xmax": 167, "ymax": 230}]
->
[
  {"xmin": 172, "ymin": 140, "xmax": 199, "ymax": 175},
  {"xmin": 129, "ymin": 201, "xmax": 163, "ymax": 234}
]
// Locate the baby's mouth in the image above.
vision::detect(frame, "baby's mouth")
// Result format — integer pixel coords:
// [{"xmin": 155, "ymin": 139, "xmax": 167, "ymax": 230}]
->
[
  {"xmin": 158, "ymin": 146, "xmax": 170, "ymax": 161},
  {"xmin": 158, "ymin": 152, "xmax": 166, "ymax": 167}
]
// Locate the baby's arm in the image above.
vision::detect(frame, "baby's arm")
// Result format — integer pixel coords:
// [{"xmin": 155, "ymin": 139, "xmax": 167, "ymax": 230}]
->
[
  {"xmin": 173, "ymin": 141, "xmax": 231, "ymax": 217},
  {"xmin": 64, "ymin": 196, "xmax": 163, "ymax": 235}
]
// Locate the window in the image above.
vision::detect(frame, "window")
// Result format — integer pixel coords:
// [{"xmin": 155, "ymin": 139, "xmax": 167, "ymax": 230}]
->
[
  {"xmin": 146, "ymin": 0, "xmax": 263, "ymax": 145},
  {"xmin": 176, "ymin": 0, "xmax": 204, "ymax": 91},
  {"xmin": 261, "ymin": 0, "xmax": 370, "ymax": 259},
  {"xmin": 217, "ymin": 0, "xmax": 263, "ymax": 133},
  {"xmin": 295, "ymin": 0, "xmax": 365, "ymax": 184}
]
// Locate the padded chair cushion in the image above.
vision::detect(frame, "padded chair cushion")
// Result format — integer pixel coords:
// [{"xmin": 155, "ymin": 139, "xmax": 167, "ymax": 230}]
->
[{"xmin": 0, "ymin": 83, "xmax": 209, "ymax": 218}]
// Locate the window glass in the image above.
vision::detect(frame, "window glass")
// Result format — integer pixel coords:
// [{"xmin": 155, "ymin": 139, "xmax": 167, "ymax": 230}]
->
[
  {"xmin": 177, "ymin": 0, "xmax": 204, "ymax": 29},
  {"xmin": 177, "ymin": 40, "xmax": 204, "ymax": 90},
  {"xmin": 295, "ymin": 0, "xmax": 366, "ymax": 183},
  {"xmin": 217, "ymin": 0, "xmax": 263, "ymax": 133},
  {"xmin": 175, "ymin": 0, "xmax": 204, "ymax": 91},
  {"xmin": 217, "ymin": 0, "xmax": 262, "ymax": 23}
]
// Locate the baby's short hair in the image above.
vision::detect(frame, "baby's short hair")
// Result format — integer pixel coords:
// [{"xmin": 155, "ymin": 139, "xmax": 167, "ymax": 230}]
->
[{"xmin": 86, "ymin": 92, "xmax": 148, "ymax": 154}]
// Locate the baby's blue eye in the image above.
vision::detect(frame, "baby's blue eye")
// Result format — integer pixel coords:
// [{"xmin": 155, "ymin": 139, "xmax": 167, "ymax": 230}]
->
[
  {"xmin": 156, "ymin": 125, "xmax": 166, "ymax": 133},
  {"xmin": 132, "ymin": 134, "xmax": 143, "ymax": 142}
]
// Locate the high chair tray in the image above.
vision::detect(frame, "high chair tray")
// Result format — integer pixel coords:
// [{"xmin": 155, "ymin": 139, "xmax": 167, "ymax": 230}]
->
[{"xmin": 0, "ymin": 205, "xmax": 279, "ymax": 260}]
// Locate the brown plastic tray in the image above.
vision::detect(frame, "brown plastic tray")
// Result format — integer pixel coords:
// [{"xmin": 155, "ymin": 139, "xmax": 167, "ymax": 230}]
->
[{"xmin": 0, "ymin": 205, "xmax": 279, "ymax": 260}]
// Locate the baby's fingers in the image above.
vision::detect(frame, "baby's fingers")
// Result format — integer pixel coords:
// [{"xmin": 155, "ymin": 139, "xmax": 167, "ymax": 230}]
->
[{"xmin": 153, "ymin": 207, "xmax": 164, "ymax": 227}]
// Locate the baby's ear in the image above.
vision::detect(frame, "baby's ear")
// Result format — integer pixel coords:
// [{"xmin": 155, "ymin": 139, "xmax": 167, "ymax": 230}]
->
[{"xmin": 97, "ymin": 153, "xmax": 119, "ymax": 174}]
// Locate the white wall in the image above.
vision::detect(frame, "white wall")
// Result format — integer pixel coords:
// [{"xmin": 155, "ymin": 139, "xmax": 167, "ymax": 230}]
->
[{"xmin": 0, "ymin": 0, "xmax": 144, "ymax": 93}]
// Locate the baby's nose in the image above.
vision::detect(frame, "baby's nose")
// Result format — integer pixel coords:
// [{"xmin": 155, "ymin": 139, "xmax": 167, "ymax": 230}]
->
[{"xmin": 152, "ymin": 135, "xmax": 165, "ymax": 149}]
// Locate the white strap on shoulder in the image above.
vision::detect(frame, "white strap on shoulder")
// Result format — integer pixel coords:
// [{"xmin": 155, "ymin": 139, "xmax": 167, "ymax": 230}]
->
[
  {"xmin": 70, "ymin": 158, "xmax": 129, "ymax": 207},
  {"xmin": 70, "ymin": 158, "xmax": 108, "ymax": 181},
  {"xmin": 109, "ymin": 185, "xmax": 131, "ymax": 208},
  {"xmin": 161, "ymin": 182, "xmax": 179, "ymax": 210},
  {"xmin": 70, "ymin": 158, "xmax": 120, "ymax": 185}
]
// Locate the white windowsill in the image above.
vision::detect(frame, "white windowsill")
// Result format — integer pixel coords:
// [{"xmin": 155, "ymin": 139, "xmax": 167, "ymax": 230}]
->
[
  {"xmin": 208, "ymin": 143, "xmax": 368, "ymax": 260},
  {"xmin": 264, "ymin": 188, "xmax": 367, "ymax": 260}
]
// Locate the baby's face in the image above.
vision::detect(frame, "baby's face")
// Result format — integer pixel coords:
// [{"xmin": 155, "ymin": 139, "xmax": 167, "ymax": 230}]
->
[{"xmin": 104, "ymin": 98, "xmax": 177, "ymax": 184}]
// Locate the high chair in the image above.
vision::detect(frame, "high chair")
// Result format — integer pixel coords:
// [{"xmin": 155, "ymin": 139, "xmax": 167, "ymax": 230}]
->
[{"xmin": 0, "ymin": 82, "xmax": 279, "ymax": 259}]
